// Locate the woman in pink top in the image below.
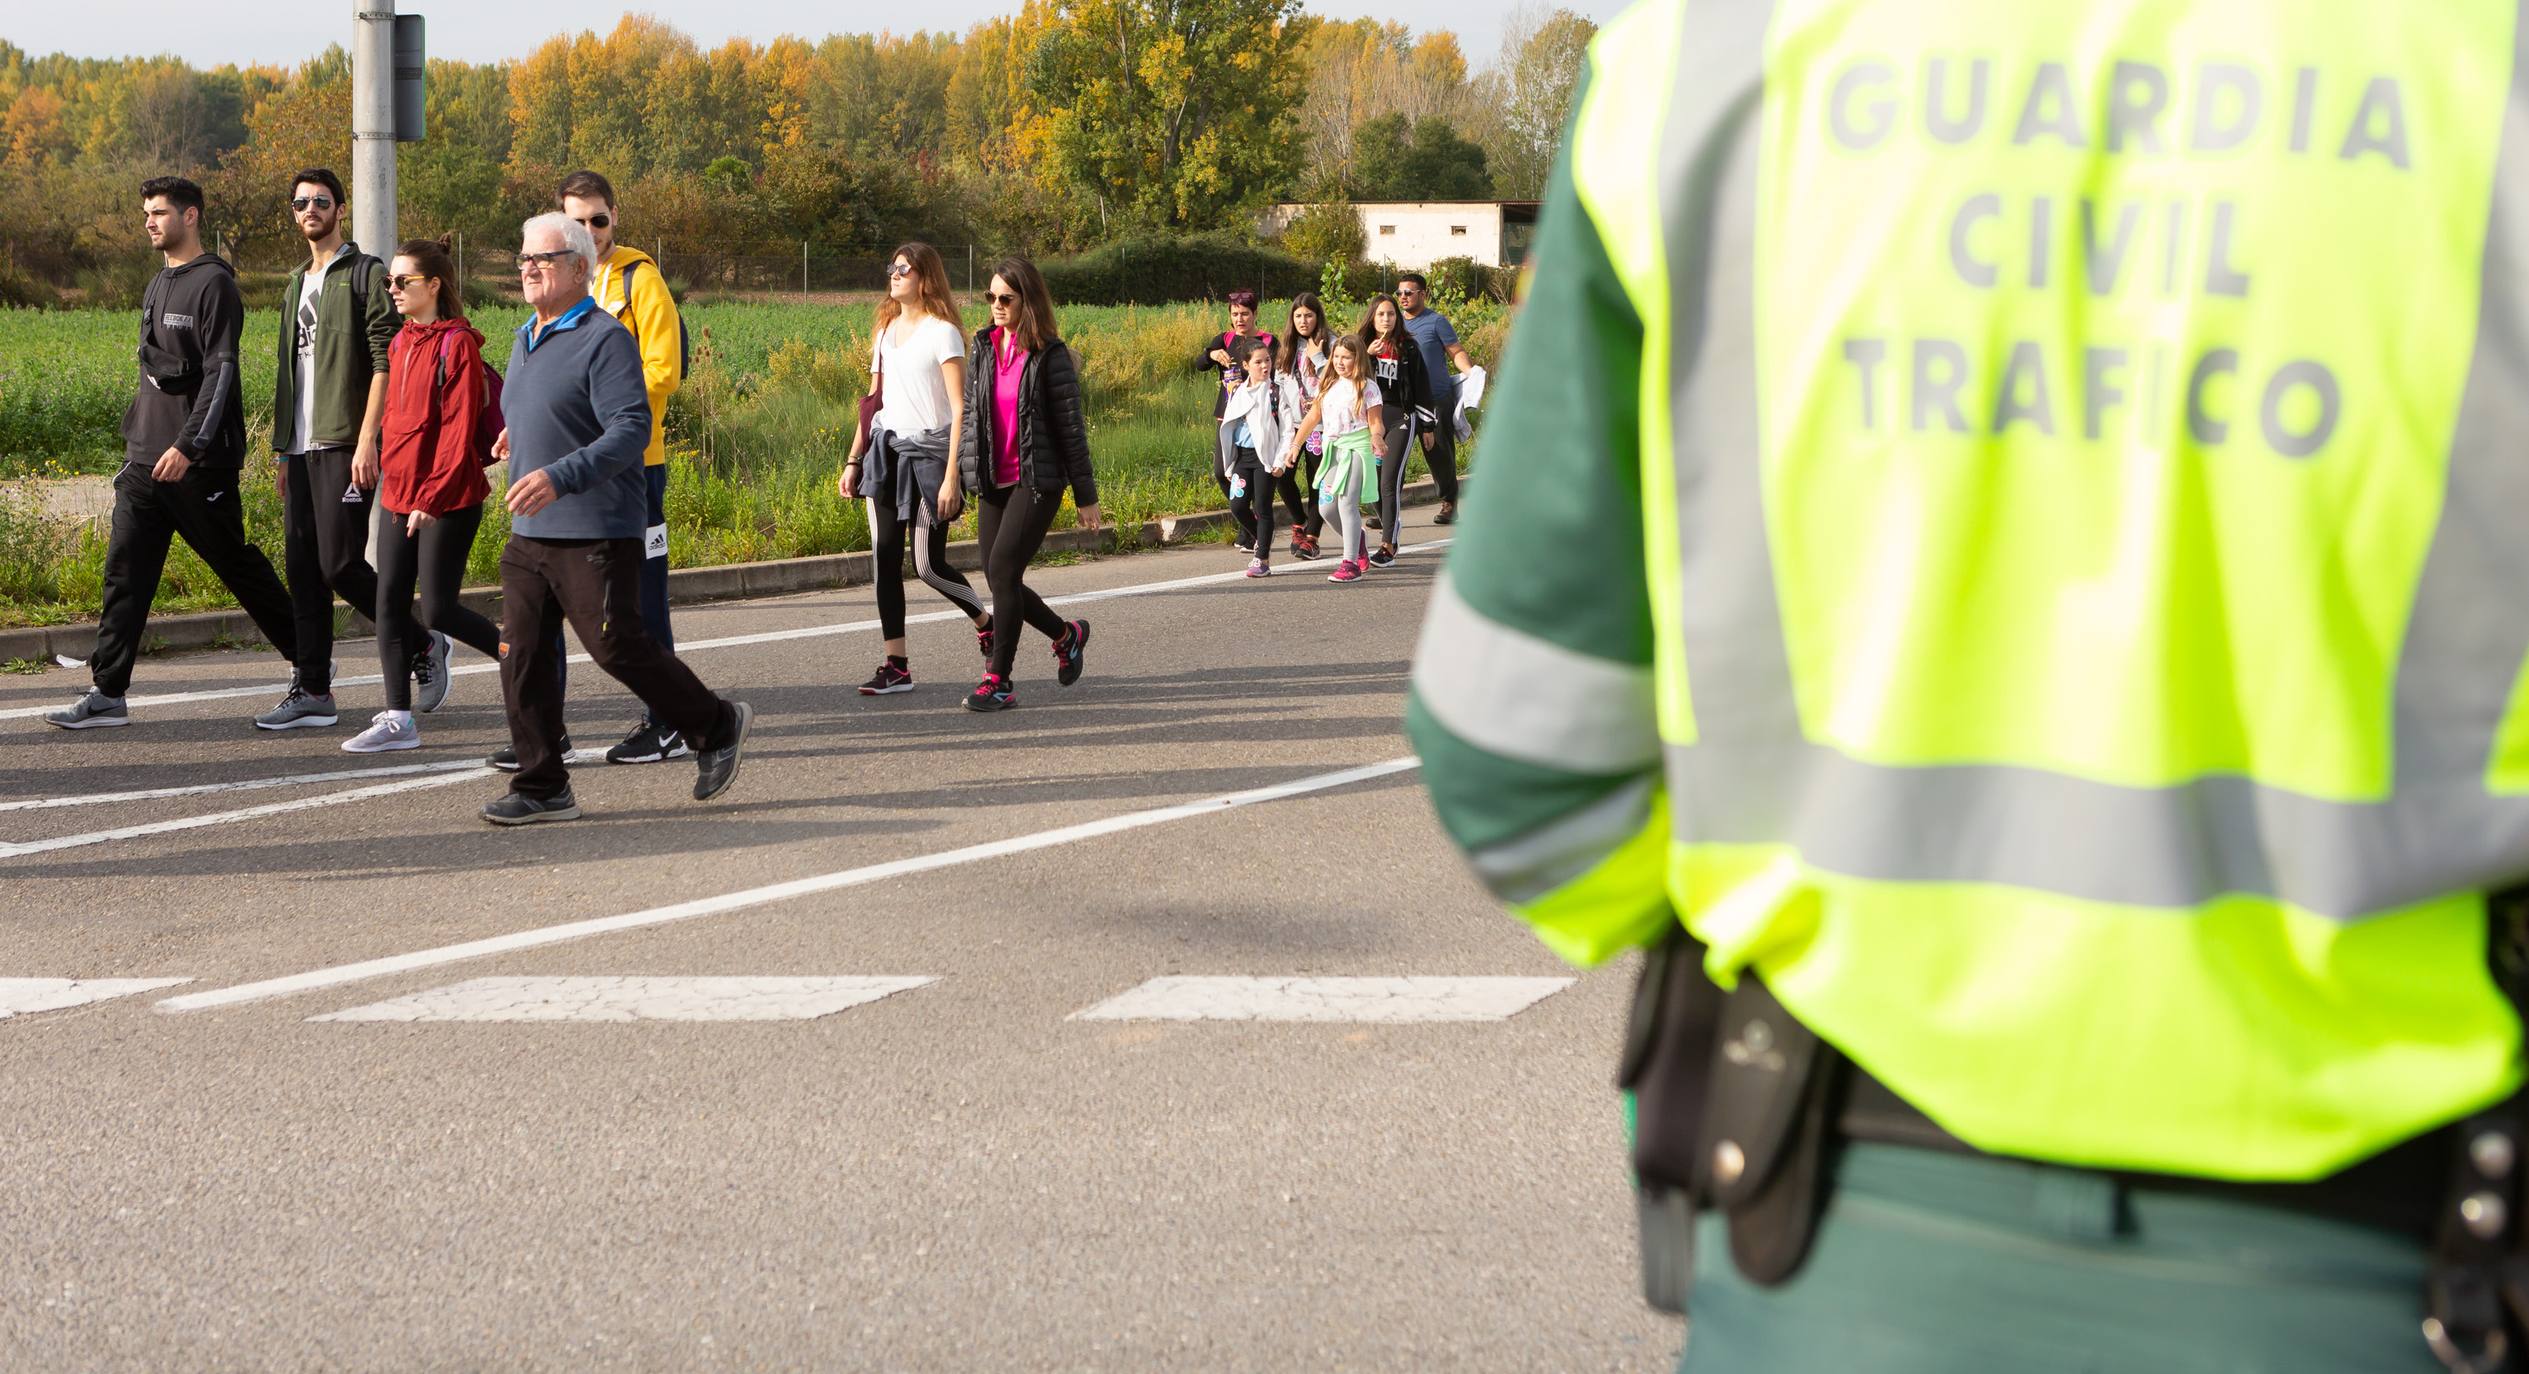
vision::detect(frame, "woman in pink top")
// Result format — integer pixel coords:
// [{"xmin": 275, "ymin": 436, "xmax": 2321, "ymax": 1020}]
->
[{"xmin": 956, "ymin": 256, "xmax": 1104, "ymax": 712}]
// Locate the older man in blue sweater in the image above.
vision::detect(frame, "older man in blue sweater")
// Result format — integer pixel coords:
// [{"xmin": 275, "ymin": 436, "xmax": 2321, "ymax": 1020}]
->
[{"xmin": 483, "ymin": 212, "xmax": 750, "ymax": 825}]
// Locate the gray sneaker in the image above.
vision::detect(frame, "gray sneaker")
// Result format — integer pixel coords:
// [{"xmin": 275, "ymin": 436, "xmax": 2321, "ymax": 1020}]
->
[
  {"xmin": 341, "ymin": 711, "xmax": 420, "ymax": 753},
  {"xmin": 44, "ymin": 691, "xmax": 129, "ymax": 730},
  {"xmin": 413, "ymin": 631, "xmax": 454, "ymax": 714},
  {"xmin": 255, "ymin": 684, "xmax": 339, "ymax": 731}
]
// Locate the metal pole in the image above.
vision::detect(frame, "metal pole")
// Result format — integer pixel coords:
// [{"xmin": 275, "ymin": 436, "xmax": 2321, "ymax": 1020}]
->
[
  {"xmin": 352, "ymin": 0, "xmax": 397, "ymax": 256},
  {"xmin": 802, "ymin": 241, "xmax": 809, "ymax": 299}
]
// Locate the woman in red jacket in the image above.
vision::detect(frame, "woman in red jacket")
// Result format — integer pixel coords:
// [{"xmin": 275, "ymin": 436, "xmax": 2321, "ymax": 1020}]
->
[{"xmin": 344, "ymin": 237, "xmax": 504, "ymax": 753}]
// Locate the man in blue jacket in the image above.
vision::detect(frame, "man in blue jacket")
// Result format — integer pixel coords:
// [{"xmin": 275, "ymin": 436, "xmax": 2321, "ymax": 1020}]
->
[{"xmin": 483, "ymin": 213, "xmax": 751, "ymax": 825}]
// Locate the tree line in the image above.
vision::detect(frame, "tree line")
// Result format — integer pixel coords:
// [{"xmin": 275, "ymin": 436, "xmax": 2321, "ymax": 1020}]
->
[{"xmin": 0, "ymin": 2, "xmax": 1595, "ymax": 303}]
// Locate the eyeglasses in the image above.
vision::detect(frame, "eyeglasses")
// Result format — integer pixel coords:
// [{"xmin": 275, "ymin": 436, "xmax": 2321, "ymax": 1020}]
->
[
  {"xmin": 1398, "ymin": 286, "xmax": 1423, "ymax": 296},
  {"xmin": 517, "ymin": 250, "xmax": 576, "ymax": 270},
  {"xmin": 887, "ymin": 263, "xmax": 913, "ymax": 278},
  {"xmin": 571, "ymin": 213, "xmax": 612, "ymax": 230},
  {"xmin": 987, "ymin": 292, "xmax": 1019, "ymax": 306},
  {"xmin": 290, "ymin": 196, "xmax": 336, "ymax": 212},
  {"xmin": 385, "ymin": 274, "xmax": 430, "ymax": 291}
]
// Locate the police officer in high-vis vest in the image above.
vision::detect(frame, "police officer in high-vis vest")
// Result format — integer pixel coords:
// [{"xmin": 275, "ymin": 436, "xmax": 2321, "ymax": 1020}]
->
[{"xmin": 1409, "ymin": 1, "xmax": 2529, "ymax": 1368}]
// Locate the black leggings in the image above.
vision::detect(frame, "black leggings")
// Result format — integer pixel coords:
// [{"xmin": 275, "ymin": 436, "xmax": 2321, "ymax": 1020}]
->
[
  {"xmin": 374, "ymin": 504, "xmax": 501, "ymax": 711},
  {"xmin": 978, "ymin": 484, "xmax": 1071, "ymax": 677},
  {"xmin": 1232, "ymin": 449, "xmax": 1276, "ymax": 560},
  {"xmin": 871, "ymin": 496, "xmax": 984, "ymax": 642},
  {"xmin": 1277, "ymin": 446, "xmax": 1323, "ymax": 540},
  {"xmin": 1375, "ymin": 404, "xmax": 1416, "ymax": 546}
]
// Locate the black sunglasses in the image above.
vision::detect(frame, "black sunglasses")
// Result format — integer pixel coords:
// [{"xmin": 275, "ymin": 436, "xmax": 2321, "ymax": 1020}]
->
[
  {"xmin": 987, "ymin": 291, "xmax": 1020, "ymax": 306},
  {"xmin": 572, "ymin": 213, "xmax": 612, "ymax": 230},
  {"xmin": 290, "ymin": 196, "xmax": 336, "ymax": 212}
]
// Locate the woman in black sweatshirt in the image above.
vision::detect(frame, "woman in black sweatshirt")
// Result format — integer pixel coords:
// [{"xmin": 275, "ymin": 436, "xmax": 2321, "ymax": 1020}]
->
[
  {"xmin": 958, "ymin": 256, "xmax": 1103, "ymax": 712},
  {"xmin": 1358, "ymin": 293, "xmax": 1432, "ymax": 567}
]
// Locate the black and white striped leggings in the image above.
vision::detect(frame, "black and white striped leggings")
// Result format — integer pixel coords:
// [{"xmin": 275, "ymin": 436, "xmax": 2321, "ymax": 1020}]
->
[{"xmin": 869, "ymin": 496, "xmax": 985, "ymax": 640}]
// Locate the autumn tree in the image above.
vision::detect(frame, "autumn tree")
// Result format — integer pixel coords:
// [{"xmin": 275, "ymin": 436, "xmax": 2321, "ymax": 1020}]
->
[
  {"xmin": 203, "ymin": 63, "xmax": 352, "ymax": 267},
  {"xmin": 1484, "ymin": 6, "xmax": 1595, "ymax": 199},
  {"xmin": 1023, "ymin": 0, "xmax": 1308, "ymax": 233}
]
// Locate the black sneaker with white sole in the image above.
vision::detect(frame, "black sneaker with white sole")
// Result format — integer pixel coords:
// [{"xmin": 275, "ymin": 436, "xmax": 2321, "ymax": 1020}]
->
[
  {"xmin": 44, "ymin": 691, "xmax": 129, "ymax": 729},
  {"xmin": 481, "ymin": 788, "xmax": 582, "ymax": 826},
  {"xmin": 692, "ymin": 700, "xmax": 754, "ymax": 801},
  {"xmin": 488, "ymin": 733, "xmax": 571, "ymax": 772},
  {"xmin": 605, "ymin": 719, "xmax": 688, "ymax": 765},
  {"xmin": 859, "ymin": 661, "xmax": 914, "ymax": 695}
]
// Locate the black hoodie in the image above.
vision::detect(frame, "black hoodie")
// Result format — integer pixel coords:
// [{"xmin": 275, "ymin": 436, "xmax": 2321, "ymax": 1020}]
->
[{"xmin": 123, "ymin": 253, "xmax": 246, "ymax": 468}]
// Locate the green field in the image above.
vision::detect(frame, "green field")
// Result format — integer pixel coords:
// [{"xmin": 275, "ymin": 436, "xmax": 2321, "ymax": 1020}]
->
[{"xmin": 0, "ymin": 297, "xmax": 1504, "ymax": 628}]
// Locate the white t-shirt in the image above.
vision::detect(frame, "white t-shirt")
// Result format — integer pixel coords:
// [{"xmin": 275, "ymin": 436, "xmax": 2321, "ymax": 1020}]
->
[
  {"xmin": 291, "ymin": 271, "xmax": 323, "ymax": 454},
  {"xmin": 872, "ymin": 314, "xmax": 968, "ymax": 437},
  {"xmin": 1322, "ymin": 377, "xmax": 1381, "ymax": 438}
]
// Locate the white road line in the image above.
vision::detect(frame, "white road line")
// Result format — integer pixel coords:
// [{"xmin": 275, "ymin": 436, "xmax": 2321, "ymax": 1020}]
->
[
  {"xmin": 159, "ymin": 756, "xmax": 1423, "ymax": 1014},
  {"xmin": 311, "ymin": 975, "xmax": 935, "ymax": 1023},
  {"xmin": 1070, "ymin": 976, "xmax": 1575, "ymax": 1024},
  {"xmin": 0, "ymin": 978, "xmax": 194, "ymax": 1020},
  {"xmin": 0, "ymin": 539, "xmax": 1452, "ymax": 721},
  {"xmin": 0, "ymin": 768, "xmax": 491, "ymax": 860},
  {"xmin": 0, "ymin": 758, "xmax": 490, "ymax": 813}
]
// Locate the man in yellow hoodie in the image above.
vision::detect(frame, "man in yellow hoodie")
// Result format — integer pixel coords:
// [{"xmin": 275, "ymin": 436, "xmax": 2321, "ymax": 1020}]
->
[{"xmin": 496, "ymin": 169, "xmax": 687, "ymax": 769}]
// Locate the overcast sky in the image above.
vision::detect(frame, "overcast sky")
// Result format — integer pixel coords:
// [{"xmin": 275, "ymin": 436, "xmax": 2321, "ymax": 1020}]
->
[{"xmin": 7, "ymin": 0, "xmax": 1621, "ymax": 73}]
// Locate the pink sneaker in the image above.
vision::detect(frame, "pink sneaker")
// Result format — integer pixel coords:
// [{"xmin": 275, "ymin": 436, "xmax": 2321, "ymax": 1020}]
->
[
  {"xmin": 1245, "ymin": 559, "xmax": 1272, "ymax": 578},
  {"xmin": 1326, "ymin": 560, "xmax": 1362, "ymax": 583}
]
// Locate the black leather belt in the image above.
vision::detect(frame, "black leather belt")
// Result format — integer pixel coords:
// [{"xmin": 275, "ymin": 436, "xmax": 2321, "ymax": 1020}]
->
[{"xmin": 1840, "ymin": 1064, "xmax": 2449, "ymax": 1241}]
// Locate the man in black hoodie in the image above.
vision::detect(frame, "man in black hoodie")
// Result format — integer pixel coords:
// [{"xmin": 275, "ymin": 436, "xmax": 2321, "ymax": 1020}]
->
[{"xmin": 46, "ymin": 176, "xmax": 300, "ymax": 730}]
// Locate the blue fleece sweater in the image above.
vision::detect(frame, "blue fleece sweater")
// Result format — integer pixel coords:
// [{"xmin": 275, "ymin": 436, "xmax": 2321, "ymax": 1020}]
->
[{"xmin": 504, "ymin": 296, "xmax": 653, "ymax": 540}]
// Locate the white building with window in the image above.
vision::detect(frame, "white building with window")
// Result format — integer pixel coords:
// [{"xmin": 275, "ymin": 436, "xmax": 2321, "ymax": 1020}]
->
[{"xmin": 1262, "ymin": 201, "xmax": 1544, "ymax": 269}]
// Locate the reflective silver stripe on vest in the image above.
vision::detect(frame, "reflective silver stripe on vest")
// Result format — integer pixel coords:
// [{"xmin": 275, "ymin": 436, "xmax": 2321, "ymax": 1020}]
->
[
  {"xmin": 1472, "ymin": 774, "xmax": 1660, "ymax": 905},
  {"xmin": 1657, "ymin": 2, "xmax": 2529, "ymax": 920},
  {"xmin": 1413, "ymin": 568, "xmax": 1662, "ymax": 775}
]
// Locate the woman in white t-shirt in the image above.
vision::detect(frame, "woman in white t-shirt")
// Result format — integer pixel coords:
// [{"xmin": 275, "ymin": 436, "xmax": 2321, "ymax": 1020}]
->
[{"xmin": 838, "ymin": 242, "xmax": 990, "ymax": 696}]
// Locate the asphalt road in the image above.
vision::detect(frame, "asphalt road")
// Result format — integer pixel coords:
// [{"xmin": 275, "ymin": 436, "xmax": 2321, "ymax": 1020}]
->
[{"xmin": 0, "ymin": 537, "xmax": 1678, "ymax": 1372}]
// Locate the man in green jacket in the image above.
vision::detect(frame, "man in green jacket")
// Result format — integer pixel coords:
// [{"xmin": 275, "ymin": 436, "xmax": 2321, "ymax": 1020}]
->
[{"xmin": 262, "ymin": 167, "xmax": 399, "ymax": 732}]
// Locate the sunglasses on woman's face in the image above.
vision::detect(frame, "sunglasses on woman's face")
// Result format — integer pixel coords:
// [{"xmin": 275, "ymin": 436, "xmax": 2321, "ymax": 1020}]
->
[
  {"xmin": 888, "ymin": 263, "xmax": 913, "ymax": 278},
  {"xmin": 385, "ymin": 274, "xmax": 430, "ymax": 290},
  {"xmin": 987, "ymin": 292, "xmax": 1019, "ymax": 306}
]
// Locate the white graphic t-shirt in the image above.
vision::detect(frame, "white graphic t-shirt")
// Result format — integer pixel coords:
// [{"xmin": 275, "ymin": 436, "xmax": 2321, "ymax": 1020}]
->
[{"xmin": 291, "ymin": 271, "xmax": 322, "ymax": 454}]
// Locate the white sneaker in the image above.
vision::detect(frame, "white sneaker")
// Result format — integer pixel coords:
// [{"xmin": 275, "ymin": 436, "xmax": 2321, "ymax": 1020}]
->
[{"xmin": 341, "ymin": 711, "xmax": 420, "ymax": 753}]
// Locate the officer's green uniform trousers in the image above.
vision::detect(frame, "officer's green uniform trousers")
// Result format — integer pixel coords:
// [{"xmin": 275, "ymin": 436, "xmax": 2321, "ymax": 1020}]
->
[{"xmin": 1680, "ymin": 1147, "xmax": 2439, "ymax": 1373}]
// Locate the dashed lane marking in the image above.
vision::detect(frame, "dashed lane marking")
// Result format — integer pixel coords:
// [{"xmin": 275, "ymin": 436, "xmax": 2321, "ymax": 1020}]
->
[
  {"xmin": 0, "ymin": 978, "xmax": 194, "ymax": 1020},
  {"xmin": 1069, "ymin": 976, "xmax": 1576, "ymax": 1024},
  {"xmin": 0, "ymin": 540, "xmax": 1453, "ymax": 722},
  {"xmin": 158, "ymin": 757, "xmax": 1424, "ymax": 1015},
  {"xmin": 310, "ymin": 975, "xmax": 936, "ymax": 1023}
]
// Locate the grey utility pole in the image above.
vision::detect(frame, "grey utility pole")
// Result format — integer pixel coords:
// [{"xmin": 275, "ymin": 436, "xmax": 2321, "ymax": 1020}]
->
[{"xmin": 351, "ymin": 1, "xmax": 397, "ymax": 255}]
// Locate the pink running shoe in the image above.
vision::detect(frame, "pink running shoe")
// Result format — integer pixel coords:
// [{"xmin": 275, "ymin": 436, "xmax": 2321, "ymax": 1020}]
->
[
  {"xmin": 1244, "ymin": 558, "xmax": 1272, "ymax": 578},
  {"xmin": 1327, "ymin": 560, "xmax": 1362, "ymax": 583}
]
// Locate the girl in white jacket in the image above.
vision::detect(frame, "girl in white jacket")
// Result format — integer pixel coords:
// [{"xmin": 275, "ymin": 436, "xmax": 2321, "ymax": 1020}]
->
[{"xmin": 1216, "ymin": 335, "xmax": 1304, "ymax": 578}]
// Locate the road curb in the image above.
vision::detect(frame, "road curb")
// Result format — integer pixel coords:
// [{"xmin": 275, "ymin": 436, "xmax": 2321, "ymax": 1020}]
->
[{"xmin": 2, "ymin": 479, "xmax": 1447, "ymax": 665}]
